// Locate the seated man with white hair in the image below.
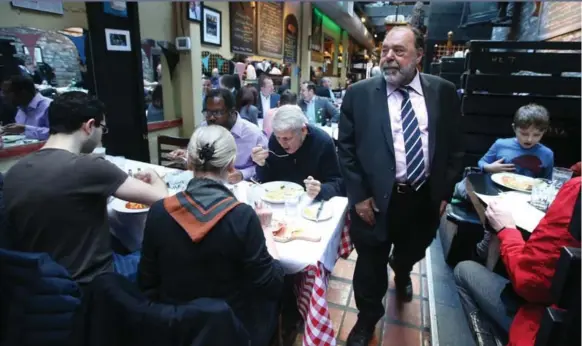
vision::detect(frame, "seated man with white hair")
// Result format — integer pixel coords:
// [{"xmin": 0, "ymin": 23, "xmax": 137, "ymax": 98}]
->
[{"xmin": 251, "ymin": 105, "xmax": 343, "ymax": 200}]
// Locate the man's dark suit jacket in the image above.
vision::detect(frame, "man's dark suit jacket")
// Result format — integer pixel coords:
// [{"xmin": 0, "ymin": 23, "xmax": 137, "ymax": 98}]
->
[
  {"xmin": 337, "ymin": 74, "xmax": 464, "ymax": 243},
  {"xmin": 255, "ymin": 93, "xmax": 280, "ymax": 119}
]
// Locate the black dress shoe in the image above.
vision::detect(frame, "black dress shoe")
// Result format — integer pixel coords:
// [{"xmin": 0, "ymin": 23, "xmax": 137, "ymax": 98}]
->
[
  {"xmin": 394, "ymin": 275, "xmax": 413, "ymax": 302},
  {"xmin": 346, "ymin": 320, "xmax": 374, "ymax": 346}
]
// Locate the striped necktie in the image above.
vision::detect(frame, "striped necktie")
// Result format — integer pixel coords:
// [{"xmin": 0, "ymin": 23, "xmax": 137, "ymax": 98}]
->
[{"xmin": 397, "ymin": 87, "xmax": 426, "ymax": 190}]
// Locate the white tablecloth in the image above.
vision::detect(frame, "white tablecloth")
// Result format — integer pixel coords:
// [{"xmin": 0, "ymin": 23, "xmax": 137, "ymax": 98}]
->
[{"xmin": 107, "ymin": 158, "xmax": 349, "ymax": 274}]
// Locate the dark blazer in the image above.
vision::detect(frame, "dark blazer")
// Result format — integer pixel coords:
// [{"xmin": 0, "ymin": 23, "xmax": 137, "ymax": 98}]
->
[
  {"xmin": 298, "ymin": 96, "xmax": 340, "ymax": 124},
  {"xmin": 316, "ymin": 86, "xmax": 333, "ymax": 99},
  {"xmin": 256, "ymin": 93, "xmax": 280, "ymax": 119},
  {"xmin": 337, "ymin": 74, "xmax": 464, "ymax": 242}
]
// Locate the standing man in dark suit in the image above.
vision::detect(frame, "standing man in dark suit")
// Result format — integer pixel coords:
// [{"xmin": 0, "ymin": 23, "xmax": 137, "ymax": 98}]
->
[
  {"xmin": 338, "ymin": 26, "xmax": 464, "ymax": 345},
  {"xmin": 298, "ymin": 81, "xmax": 339, "ymax": 125},
  {"xmin": 255, "ymin": 75, "xmax": 280, "ymax": 119}
]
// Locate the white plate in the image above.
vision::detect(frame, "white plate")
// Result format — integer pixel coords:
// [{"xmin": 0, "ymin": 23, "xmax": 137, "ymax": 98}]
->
[
  {"xmin": 302, "ymin": 202, "xmax": 333, "ymax": 222},
  {"xmin": 110, "ymin": 198, "xmax": 150, "ymax": 213},
  {"xmin": 260, "ymin": 181, "xmax": 304, "ymax": 204},
  {"xmin": 2, "ymin": 135, "xmax": 26, "ymax": 143},
  {"xmin": 491, "ymin": 172, "xmax": 536, "ymax": 193}
]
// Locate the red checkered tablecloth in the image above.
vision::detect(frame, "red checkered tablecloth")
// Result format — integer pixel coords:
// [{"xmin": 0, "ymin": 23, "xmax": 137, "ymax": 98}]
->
[{"xmin": 295, "ymin": 216, "xmax": 354, "ymax": 346}]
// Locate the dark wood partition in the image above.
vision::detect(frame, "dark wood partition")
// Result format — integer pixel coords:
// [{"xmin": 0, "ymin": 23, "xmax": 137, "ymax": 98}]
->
[
  {"xmin": 461, "ymin": 40, "xmax": 581, "ymax": 168},
  {"xmin": 85, "ymin": 2, "xmax": 149, "ymax": 162}
]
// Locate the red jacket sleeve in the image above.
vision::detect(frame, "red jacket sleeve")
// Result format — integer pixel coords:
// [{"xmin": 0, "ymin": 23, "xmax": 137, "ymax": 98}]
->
[{"xmin": 497, "ymin": 178, "xmax": 581, "ymax": 303}]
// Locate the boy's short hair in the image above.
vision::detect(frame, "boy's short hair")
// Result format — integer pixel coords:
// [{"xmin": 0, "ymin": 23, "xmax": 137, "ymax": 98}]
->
[{"xmin": 513, "ymin": 103, "xmax": 550, "ymax": 131}]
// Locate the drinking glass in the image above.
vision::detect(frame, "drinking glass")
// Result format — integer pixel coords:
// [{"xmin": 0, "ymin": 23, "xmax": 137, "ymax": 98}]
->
[
  {"xmin": 530, "ymin": 179, "xmax": 559, "ymax": 211},
  {"xmin": 552, "ymin": 167, "xmax": 573, "ymax": 187},
  {"xmin": 247, "ymin": 183, "xmax": 264, "ymax": 207},
  {"xmin": 284, "ymin": 195, "xmax": 300, "ymax": 217}
]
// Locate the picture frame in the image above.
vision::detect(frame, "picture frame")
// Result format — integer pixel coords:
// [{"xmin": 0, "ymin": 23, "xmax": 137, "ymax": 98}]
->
[
  {"xmin": 187, "ymin": 1, "xmax": 203, "ymax": 23},
  {"xmin": 105, "ymin": 28, "xmax": 131, "ymax": 52},
  {"xmin": 201, "ymin": 6, "xmax": 222, "ymax": 47}
]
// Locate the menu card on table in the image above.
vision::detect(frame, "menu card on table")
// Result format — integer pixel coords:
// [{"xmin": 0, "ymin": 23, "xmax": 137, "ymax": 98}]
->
[{"xmin": 475, "ymin": 192, "xmax": 545, "ymax": 233}]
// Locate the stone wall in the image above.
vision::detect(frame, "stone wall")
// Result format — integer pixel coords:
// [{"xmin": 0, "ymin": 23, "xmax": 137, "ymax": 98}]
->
[{"xmin": 0, "ymin": 26, "xmax": 80, "ymax": 87}]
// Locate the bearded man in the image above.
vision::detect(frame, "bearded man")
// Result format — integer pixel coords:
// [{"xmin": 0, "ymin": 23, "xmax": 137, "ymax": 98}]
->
[{"xmin": 337, "ymin": 25, "xmax": 464, "ymax": 345}]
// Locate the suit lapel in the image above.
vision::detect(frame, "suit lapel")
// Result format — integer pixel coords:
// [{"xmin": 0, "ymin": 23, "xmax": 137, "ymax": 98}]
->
[
  {"xmin": 420, "ymin": 74, "xmax": 439, "ymax": 166},
  {"xmin": 375, "ymin": 77, "xmax": 395, "ymax": 157}
]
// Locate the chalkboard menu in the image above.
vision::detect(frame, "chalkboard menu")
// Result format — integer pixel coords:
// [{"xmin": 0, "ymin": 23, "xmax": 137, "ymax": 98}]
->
[
  {"xmin": 257, "ymin": 2, "xmax": 284, "ymax": 58},
  {"xmin": 538, "ymin": 2, "xmax": 581, "ymax": 40},
  {"xmin": 283, "ymin": 14, "xmax": 298, "ymax": 64},
  {"xmin": 229, "ymin": 2, "xmax": 256, "ymax": 54}
]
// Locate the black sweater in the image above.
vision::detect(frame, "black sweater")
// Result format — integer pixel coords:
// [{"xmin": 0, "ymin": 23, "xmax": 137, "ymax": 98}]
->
[
  {"xmin": 137, "ymin": 201, "xmax": 284, "ymax": 320},
  {"xmin": 256, "ymin": 124, "xmax": 343, "ymax": 200}
]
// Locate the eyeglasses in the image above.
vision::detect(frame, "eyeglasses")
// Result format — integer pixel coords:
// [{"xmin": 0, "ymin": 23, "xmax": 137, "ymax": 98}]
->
[
  {"xmin": 203, "ymin": 110, "xmax": 228, "ymax": 118},
  {"xmin": 100, "ymin": 124, "xmax": 108, "ymax": 134}
]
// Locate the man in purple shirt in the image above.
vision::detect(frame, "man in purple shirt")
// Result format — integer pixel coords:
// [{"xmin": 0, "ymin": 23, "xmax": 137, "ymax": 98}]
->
[
  {"xmin": 201, "ymin": 88, "xmax": 267, "ymax": 184},
  {"xmin": 1, "ymin": 75, "xmax": 50, "ymax": 140}
]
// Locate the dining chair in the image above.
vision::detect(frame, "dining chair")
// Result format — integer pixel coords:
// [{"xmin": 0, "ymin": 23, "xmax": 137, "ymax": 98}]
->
[{"xmin": 156, "ymin": 135, "xmax": 190, "ymax": 169}]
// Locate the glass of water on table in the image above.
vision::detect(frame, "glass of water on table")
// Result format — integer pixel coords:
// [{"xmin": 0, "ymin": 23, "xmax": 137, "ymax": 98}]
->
[
  {"xmin": 552, "ymin": 167, "xmax": 573, "ymax": 188},
  {"xmin": 530, "ymin": 179, "xmax": 559, "ymax": 212}
]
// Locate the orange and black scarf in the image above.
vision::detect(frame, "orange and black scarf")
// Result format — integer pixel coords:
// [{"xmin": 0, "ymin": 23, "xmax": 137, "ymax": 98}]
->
[{"xmin": 163, "ymin": 178, "xmax": 240, "ymax": 242}]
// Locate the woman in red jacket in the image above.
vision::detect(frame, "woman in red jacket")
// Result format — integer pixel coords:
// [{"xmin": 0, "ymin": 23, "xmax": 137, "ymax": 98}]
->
[{"xmin": 454, "ymin": 177, "xmax": 581, "ymax": 346}]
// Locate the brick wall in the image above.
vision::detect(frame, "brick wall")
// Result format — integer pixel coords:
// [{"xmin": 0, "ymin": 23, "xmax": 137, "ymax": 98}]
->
[
  {"xmin": 0, "ymin": 27, "xmax": 80, "ymax": 87},
  {"xmin": 491, "ymin": 1, "xmax": 581, "ymax": 42}
]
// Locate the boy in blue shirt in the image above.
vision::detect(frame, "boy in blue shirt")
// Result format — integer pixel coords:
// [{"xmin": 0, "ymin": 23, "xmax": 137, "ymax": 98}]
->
[
  {"xmin": 478, "ymin": 103, "xmax": 554, "ymax": 179},
  {"xmin": 454, "ymin": 103, "xmax": 554, "ymax": 261}
]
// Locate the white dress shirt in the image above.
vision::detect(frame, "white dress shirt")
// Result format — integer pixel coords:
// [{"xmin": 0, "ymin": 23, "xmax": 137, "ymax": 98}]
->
[
  {"xmin": 261, "ymin": 93, "xmax": 271, "ymax": 114},
  {"xmin": 386, "ymin": 71, "xmax": 430, "ymax": 182}
]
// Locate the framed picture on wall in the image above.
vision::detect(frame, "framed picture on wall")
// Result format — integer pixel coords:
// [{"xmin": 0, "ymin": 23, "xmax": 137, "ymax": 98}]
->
[
  {"xmin": 201, "ymin": 6, "xmax": 222, "ymax": 47},
  {"xmin": 105, "ymin": 28, "xmax": 131, "ymax": 52},
  {"xmin": 187, "ymin": 1, "xmax": 203, "ymax": 23}
]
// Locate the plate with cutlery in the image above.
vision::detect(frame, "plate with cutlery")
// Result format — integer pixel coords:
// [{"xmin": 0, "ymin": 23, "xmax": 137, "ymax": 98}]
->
[{"xmin": 302, "ymin": 201, "xmax": 333, "ymax": 222}]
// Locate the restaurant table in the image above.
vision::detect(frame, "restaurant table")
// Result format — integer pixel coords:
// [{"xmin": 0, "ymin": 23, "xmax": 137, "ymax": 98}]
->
[
  {"xmin": 106, "ymin": 157, "xmax": 354, "ymax": 346},
  {"xmin": 465, "ymin": 173, "xmax": 546, "ymax": 270}
]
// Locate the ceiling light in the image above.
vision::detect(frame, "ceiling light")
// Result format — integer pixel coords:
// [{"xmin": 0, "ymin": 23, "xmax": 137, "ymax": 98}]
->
[
  {"xmin": 374, "ymin": 34, "xmax": 377, "ymax": 38},
  {"xmin": 361, "ymin": 17, "xmax": 366, "ymax": 23}
]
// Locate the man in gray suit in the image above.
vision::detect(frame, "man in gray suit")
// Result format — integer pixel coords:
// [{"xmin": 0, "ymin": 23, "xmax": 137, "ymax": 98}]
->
[
  {"xmin": 298, "ymin": 81, "xmax": 339, "ymax": 125},
  {"xmin": 338, "ymin": 26, "xmax": 464, "ymax": 345}
]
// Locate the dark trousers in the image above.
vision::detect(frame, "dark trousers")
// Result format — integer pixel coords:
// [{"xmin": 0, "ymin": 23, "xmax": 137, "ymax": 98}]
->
[
  {"xmin": 352, "ymin": 183, "xmax": 438, "ymax": 325},
  {"xmin": 238, "ymin": 297, "xmax": 280, "ymax": 346}
]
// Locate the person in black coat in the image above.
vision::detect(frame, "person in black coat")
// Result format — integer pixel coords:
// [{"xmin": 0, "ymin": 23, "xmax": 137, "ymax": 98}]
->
[{"xmin": 338, "ymin": 25, "xmax": 463, "ymax": 345}]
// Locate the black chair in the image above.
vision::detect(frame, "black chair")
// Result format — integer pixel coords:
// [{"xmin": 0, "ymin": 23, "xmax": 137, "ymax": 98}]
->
[
  {"xmin": 534, "ymin": 247, "xmax": 581, "ymax": 346},
  {"xmin": 156, "ymin": 135, "xmax": 189, "ymax": 169},
  {"xmin": 439, "ymin": 168, "xmax": 485, "ymax": 266}
]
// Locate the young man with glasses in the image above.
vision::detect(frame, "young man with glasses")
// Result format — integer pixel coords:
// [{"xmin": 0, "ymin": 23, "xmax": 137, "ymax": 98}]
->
[{"xmin": 3, "ymin": 92, "xmax": 168, "ymax": 284}]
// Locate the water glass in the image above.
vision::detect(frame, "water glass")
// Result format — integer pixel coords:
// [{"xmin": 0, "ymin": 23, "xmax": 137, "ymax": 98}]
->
[
  {"xmin": 530, "ymin": 179, "xmax": 559, "ymax": 211},
  {"xmin": 247, "ymin": 183, "xmax": 264, "ymax": 207},
  {"xmin": 552, "ymin": 167, "xmax": 573, "ymax": 187},
  {"xmin": 284, "ymin": 195, "xmax": 300, "ymax": 217}
]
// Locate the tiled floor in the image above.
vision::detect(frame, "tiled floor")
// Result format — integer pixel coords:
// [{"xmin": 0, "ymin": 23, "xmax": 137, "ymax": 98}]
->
[{"xmin": 294, "ymin": 250, "xmax": 432, "ymax": 345}]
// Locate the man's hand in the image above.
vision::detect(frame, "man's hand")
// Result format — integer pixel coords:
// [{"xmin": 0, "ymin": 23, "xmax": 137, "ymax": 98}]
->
[
  {"xmin": 355, "ymin": 197, "xmax": 379, "ymax": 226},
  {"xmin": 304, "ymin": 176, "xmax": 321, "ymax": 199},
  {"xmin": 227, "ymin": 170, "xmax": 244, "ymax": 184},
  {"xmin": 484, "ymin": 158, "xmax": 515, "ymax": 173},
  {"xmin": 134, "ymin": 168, "xmax": 167, "ymax": 192},
  {"xmin": 251, "ymin": 146, "xmax": 269, "ymax": 166},
  {"xmin": 168, "ymin": 149, "xmax": 187, "ymax": 162},
  {"xmin": 439, "ymin": 201, "xmax": 448, "ymax": 217},
  {"xmin": 3, "ymin": 123, "xmax": 25, "ymax": 134},
  {"xmin": 485, "ymin": 199, "xmax": 516, "ymax": 232}
]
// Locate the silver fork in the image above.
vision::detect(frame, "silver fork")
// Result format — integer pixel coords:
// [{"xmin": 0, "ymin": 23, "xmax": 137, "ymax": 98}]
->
[{"xmin": 268, "ymin": 150, "xmax": 289, "ymax": 158}]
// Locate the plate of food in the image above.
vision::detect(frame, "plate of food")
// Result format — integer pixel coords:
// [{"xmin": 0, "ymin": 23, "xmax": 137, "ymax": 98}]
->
[
  {"xmin": 260, "ymin": 181, "xmax": 304, "ymax": 204},
  {"xmin": 302, "ymin": 202, "xmax": 333, "ymax": 222},
  {"xmin": 110, "ymin": 198, "xmax": 150, "ymax": 213},
  {"xmin": 491, "ymin": 172, "xmax": 536, "ymax": 193},
  {"xmin": 265, "ymin": 218, "xmax": 321, "ymax": 243}
]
